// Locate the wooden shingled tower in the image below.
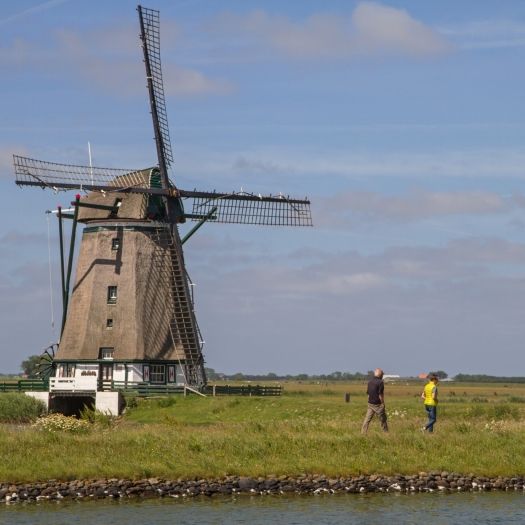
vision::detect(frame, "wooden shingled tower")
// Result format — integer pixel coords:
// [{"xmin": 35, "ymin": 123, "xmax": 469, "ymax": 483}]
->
[{"xmin": 13, "ymin": 6, "xmax": 312, "ymax": 392}]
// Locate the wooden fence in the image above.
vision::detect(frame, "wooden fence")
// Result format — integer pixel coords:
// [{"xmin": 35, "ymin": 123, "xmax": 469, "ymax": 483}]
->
[
  {"xmin": 203, "ymin": 384, "xmax": 282, "ymax": 396},
  {"xmin": 0, "ymin": 380, "xmax": 282, "ymax": 397},
  {"xmin": 0, "ymin": 380, "xmax": 48, "ymax": 392}
]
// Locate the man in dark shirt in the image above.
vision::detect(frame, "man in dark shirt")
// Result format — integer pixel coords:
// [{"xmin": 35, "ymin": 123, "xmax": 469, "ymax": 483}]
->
[{"xmin": 361, "ymin": 368, "xmax": 388, "ymax": 434}]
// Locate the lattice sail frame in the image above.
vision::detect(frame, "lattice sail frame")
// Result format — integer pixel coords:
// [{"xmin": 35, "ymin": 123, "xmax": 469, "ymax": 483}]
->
[
  {"xmin": 184, "ymin": 190, "xmax": 312, "ymax": 226},
  {"xmin": 14, "ymin": 155, "xmax": 312, "ymax": 226},
  {"xmin": 138, "ymin": 6, "xmax": 173, "ymax": 169},
  {"xmin": 13, "ymin": 155, "xmax": 150, "ymax": 192}
]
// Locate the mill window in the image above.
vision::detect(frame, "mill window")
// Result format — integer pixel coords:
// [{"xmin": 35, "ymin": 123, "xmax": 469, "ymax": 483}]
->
[
  {"xmin": 59, "ymin": 363, "xmax": 75, "ymax": 378},
  {"xmin": 99, "ymin": 347, "xmax": 114, "ymax": 360},
  {"xmin": 106, "ymin": 318, "xmax": 113, "ymax": 329},
  {"xmin": 111, "ymin": 238, "xmax": 120, "ymax": 251},
  {"xmin": 107, "ymin": 286, "xmax": 117, "ymax": 304},
  {"xmin": 150, "ymin": 364, "xmax": 166, "ymax": 384}
]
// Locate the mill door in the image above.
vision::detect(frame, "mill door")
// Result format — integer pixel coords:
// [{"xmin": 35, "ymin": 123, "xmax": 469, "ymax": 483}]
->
[{"xmin": 100, "ymin": 363, "xmax": 113, "ymax": 390}]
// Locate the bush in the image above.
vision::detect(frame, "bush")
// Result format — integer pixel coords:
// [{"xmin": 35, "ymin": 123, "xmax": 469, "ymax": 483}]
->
[
  {"xmin": 465, "ymin": 405, "xmax": 486, "ymax": 418},
  {"xmin": 490, "ymin": 404, "xmax": 519, "ymax": 421},
  {"xmin": 79, "ymin": 407, "xmax": 115, "ymax": 428},
  {"xmin": 471, "ymin": 397, "xmax": 489, "ymax": 403},
  {"xmin": 157, "ymin": 396, "xmax": 177, "ymax": 408},
  {"xmin": 125, "ymin": 396, "xmax": 139, "ymax": 409},
  {"xmin": 0, "ymin": 394, "xmax": 46, "ymax": 423},
  {"xmin": 33, "ymin": 413, "xmax": 90, "ymax": 433}
]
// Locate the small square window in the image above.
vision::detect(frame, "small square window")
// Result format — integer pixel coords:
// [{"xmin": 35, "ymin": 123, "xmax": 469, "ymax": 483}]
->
[
  {"xmin": 99, "ymin": 347, "xmax": 114, "ymax": 360},
  {"xmin": 107, "ymin": 286, "xmax": 117, "ymax": 304},
  {"xmin": 111, "ymin": 238, "xmax": 120, "ymax": 251},
  {"xmin": 106, "ymin": 318, "xmax": 113, "ymax": 329}
]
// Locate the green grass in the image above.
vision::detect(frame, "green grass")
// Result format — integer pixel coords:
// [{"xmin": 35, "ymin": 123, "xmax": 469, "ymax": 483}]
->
[
  {"xmin": 0, "ymin": 382, "xmax": 524, "ymax": 482},
  {"xmin": 0, "ymin": 393, "xmax": 46, "ymax": 423}
]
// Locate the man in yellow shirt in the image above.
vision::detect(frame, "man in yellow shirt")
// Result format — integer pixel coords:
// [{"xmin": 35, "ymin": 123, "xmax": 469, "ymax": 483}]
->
[{"xmin": 421, "ymin": 374, "xmax": 438, "ymax": 432}]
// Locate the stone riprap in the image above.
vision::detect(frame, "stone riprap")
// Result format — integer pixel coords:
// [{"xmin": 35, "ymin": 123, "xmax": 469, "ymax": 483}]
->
[{"xmin": 1, "ymin": 473, "xmax": 524, "ymax": 503}]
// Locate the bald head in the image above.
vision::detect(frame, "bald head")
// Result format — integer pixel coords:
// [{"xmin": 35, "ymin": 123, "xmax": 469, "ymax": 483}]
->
[{"xmin": 374, "ymin": 368, "xmax": 384, "ymax": 379}]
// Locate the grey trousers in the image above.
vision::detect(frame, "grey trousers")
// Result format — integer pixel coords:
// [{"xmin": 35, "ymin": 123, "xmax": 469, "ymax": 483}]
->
[{"xmin": 361, "ymin": 403, "xmax": 388, "ymax": 433}]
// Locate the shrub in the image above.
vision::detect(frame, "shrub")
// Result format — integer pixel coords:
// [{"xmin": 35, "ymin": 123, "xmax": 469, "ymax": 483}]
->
[
  {"xmin": 471, "ymin": 397, "xmax": 489, "ymax": 403},
  {"xmin": 465, "ymin": 405, "xmax": 486, "ymax": 418},
  {"xmin": 33, "ymin": 413, "xmax": 90, "ymax": 433},
  {"xmin": 490, "ymin": 404, "xmax": 519, "ymax": 421},
  {"xmin": 124, "ymin": 396, "xmax": 139, "ymax": 409},
  {"xmin": 0, "ymin": 394, "xmax": 46, "ymax": 423},
  {"xmin": 157, "ymin": 396, "xmax": 177, "ymax": 408},
  {"xmin": 79, "ymin": 407, "xmax": 115, "ymax": 428}
]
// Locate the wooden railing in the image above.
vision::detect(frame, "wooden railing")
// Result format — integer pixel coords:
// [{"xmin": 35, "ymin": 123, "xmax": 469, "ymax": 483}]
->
[
  {"xmin": 0, "ymin": 379, "xmax": 282, "ymax": 397},
  {"xmin": 99, "ymin": 380, "xmax": 187, "ymax": 396},
  {"xmin": 101, "ymin": 381, "xmax": 282, "ymax": 397},
  {"xmin": 0, "ymin": 380, "xmax": 49, "ymax": 392},
  {"xmin": 203, "ymin": 384, "xmax": 282, "ymax": 396}
]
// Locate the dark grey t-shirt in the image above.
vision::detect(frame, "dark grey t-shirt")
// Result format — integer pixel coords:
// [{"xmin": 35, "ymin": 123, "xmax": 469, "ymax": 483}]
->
[{"xmin": 367, "ymin": 377, "xmax": 384, "ymax": 405}]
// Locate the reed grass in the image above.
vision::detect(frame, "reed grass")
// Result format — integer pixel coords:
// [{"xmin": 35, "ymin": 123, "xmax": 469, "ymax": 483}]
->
[
  {"xmin": 0, "ymin": 393, "xmax": 46, "ymax": 423},
  {"xmin": 1, "ymin": 382, "xmax": 524, "ymax": 482}
]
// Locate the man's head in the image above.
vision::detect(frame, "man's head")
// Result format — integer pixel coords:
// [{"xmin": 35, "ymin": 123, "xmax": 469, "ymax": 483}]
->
[
  {"xmin": 374, "ymin": 368, "xmax": 384, "ymax": 379},
  {"xmin": 428, "ymin": 374, "xmax": 438, "ymax": 382}
]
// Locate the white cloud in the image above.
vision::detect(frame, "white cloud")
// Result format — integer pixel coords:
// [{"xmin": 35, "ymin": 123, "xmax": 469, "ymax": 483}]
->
[
  {"xmin": 441, "ymin": 19, "xmax": 525, "ymax": 50},
  {"xmin": 187, "ymin": 236, "xmax": 525, "ymax": 375},
  {"xmin": 1, "ymin": 22, "xmax": 233, "ymax": 97},
  {"xmin": 232, "ymin": 156, "xmax": 293, "ymax": 175},
  {"xmin": 213, "ymin": 2, "xmax": 451, "ymax": 61},
  {"xmin": 178, "ymin": 148, "xmax": 525, "ymax": 189},
  {"xmin": 350, "ymin": 2, "xmax": 452, "ymax": 57},
  {"xmin": 321, "ymin": 189, "xmax": 507, "ymax": 222},
  {"xmin": 56, "ymin": 27, "xmax": 233, "ymax": 97}
]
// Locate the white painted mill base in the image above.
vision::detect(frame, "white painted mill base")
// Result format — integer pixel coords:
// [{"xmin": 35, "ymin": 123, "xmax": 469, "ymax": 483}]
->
[
  {"xmin": 25, "ymin": 391, "xmax": 50, "ymax": 410},
  {"xmin": 24, "ymin": 391, "xmax": 124, "ymax": 416},
  {"xmin": 95, "ymin": 391, "xmax": 123, "ymax": 416}
]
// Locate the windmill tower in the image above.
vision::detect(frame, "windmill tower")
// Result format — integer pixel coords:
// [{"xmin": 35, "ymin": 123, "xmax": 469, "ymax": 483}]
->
[{"xmin": 13, "ymin": 6, "xmax": 312, "ymax": 411}]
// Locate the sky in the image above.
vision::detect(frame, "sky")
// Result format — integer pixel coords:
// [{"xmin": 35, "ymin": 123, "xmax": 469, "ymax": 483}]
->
[{"xmin": 1, "ymin": 0, "xmax": 525, "ymax": 376}]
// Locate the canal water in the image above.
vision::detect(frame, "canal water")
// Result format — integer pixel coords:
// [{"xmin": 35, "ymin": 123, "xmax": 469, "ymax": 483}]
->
[{"xmin": 0, "ymin": 492, "xmax": 523, "ymax": 525}]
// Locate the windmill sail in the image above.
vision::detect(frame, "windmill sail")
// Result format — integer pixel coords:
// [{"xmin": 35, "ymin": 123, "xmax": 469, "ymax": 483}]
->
[
  {"xmin": 14, "ymin": 156, "xmax": 313, "ymax": 227},
  {"xmin": 181, "ymin": 189, "xmax": 312, "ymax": 226},
  {"xmin": 138, "ymin": 5, "xmax": 173, "ymax": 189},
  {"xmin": 13, "ymin": 155, "xmax": 153, "ymax": 193}
]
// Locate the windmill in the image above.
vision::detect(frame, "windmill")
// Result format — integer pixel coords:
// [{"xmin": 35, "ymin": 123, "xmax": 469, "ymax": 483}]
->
[{"xmin": 13, "ymin": 6, "xmax": 312, "ymax": 394}]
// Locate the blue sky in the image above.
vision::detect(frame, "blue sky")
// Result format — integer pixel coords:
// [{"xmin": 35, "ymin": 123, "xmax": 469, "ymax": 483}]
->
[{"xmin": 2, "ymin": 0, "xmax": 525, "ymax": 376}]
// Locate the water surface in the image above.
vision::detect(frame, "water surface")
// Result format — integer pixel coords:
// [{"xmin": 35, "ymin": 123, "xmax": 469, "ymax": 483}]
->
[{"xmin": 1, "ymin": 492, "xmax": 523, "ymax": 525}]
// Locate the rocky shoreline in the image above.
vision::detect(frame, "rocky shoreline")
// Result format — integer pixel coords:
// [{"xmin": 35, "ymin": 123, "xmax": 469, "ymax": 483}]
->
[{"xmin": 1, "ymin": 473, "xmax": 525, "ymax": 503}]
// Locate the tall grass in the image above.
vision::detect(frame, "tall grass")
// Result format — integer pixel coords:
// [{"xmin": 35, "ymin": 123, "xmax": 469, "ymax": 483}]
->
[
  {"xmin": 0, "ymin": 393, "xmax": 46, "ymax": 423},
  {"xmin": 0, "ymin": 383, "xmax": 524, "ymax": 482}
]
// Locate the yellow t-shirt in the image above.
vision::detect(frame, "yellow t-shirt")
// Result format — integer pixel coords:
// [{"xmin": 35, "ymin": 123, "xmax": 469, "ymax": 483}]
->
[{"xmin": 423, "ymin": 382, "xmax": 438, "ymax": 406}]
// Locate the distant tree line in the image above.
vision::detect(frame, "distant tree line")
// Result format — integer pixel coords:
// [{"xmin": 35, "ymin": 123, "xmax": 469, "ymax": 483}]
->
[
  {"xmin": 206, "ymin": 368, "xmax": 525, "ymax": 383},
  {"xmin": 453, "ymin": 374, "xmax": 525, "ymax": 384},
  {"xmin": 7, "ymin": 361, "xmax": 525, "ymax": 384},
  {"xmin": 204, "ymin": 368, "xmax": 371, "ymax": 382}
]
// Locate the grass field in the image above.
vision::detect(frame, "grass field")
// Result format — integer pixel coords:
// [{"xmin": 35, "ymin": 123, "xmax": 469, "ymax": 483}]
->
[{"xmin": 0, "ymin": 380, "xmax": 524, "ymax": 482}]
